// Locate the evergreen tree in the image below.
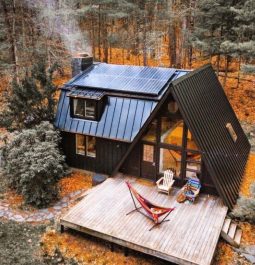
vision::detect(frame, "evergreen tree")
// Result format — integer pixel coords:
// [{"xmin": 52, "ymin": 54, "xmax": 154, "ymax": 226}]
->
[
  {"xmin": 190, "ymin": 0, "xmax": 238, "ymax": 77},
  {"xmin": 0, "ymin": 60, "xmax": 59, "ymax": 130},
  {"xmin": 231, "ymin": 0, "xmax": 255, "ymax": 74}
]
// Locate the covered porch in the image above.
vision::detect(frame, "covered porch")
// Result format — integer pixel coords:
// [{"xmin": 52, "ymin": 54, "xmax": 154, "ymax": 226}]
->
[{"xmin": 60, "ymin": 175, "xmax": 228, "ymax": 265}]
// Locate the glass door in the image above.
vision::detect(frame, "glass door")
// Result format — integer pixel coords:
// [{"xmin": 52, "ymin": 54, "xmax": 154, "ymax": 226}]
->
[{"xmin": 141, "ymin": 143, "xmax": 156, "ymax": 181}]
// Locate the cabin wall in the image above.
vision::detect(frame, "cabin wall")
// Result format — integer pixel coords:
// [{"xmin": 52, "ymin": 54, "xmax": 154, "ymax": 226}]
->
[
  {"xmin": 120, "ymin": 143, "xmax": 141, "ymax": 176},
  {"xmin": 96, "ymin": 138, "xmax": 130, "ymax": 174},
  {"xmin": 61, "ymin": 132, "xmax": 130, "ymax": 175}
]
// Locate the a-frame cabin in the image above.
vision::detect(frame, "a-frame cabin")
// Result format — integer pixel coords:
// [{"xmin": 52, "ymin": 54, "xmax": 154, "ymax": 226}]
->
[{"xmin": 55, "ymin": 56, "xmax": 250, "ymax": 210}]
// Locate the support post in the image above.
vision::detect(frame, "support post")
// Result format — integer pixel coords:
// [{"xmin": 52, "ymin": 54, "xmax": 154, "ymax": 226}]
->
[{"xmin": 124, "ymin": 247, "xmax": 129, "ymax": 257}]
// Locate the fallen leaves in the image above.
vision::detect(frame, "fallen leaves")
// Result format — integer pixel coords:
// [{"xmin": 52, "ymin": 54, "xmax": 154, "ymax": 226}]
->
[
  {"xmin": 3, "ymin": 190, "xmax": 24, "ymax": 209},
  {"xmin": 41, "ymin": 229, "xmax": 164, "ymax": 265},
  {"xmin": 239, "ymin": 222, "xmax": 255, "ymax": 245},
  {"xmin": 240, "ymin": 154, "xmax": 255, "ymax": 197},
  {"xmin": 58, "ymin": 171, "xmax": 92, "ymax": 198}
]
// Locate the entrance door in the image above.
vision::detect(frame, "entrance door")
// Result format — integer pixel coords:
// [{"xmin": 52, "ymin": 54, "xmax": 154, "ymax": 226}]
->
[{"xmin": 141, "ymin": 143, "xmax": 156, "ymax": 181}]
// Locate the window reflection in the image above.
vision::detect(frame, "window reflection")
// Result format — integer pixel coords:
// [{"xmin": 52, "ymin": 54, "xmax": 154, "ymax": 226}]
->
[
  {"xmin": 186, "ymin": 153, "xmax": 201, "ymax": 178},
  {"xmin": 187, "ymin": 129, "xmax": 198, "ymax": 150},
  {"xmin": 160, "ymin": 117, "xmax": 183, "ymax": 147},
  {"xmin": 142, "ymin": 119, "xmax": 157, "ymax": 142},
  {"xmin": 76, "ymin": 134, "xmax": 85, "ymax": 155},
  {"xmin": 74, "ymin": 99, "xmax": 85, "ymax": 117},
  {"xmin": 86, "ymin": 136, "xmax": 96, "ymax": 157},
  {"xmin": 159, "ymin": 148, "xmax": 182, "ymax": 178}
]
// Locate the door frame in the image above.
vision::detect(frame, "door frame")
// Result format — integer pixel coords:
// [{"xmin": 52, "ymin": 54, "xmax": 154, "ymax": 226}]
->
[{"xmin": 140, "ymin": 141, "xmax": 157, "ymax": 181}]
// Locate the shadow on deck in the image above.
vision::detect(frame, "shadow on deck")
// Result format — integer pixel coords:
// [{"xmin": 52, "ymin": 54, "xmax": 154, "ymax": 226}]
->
[{"xmin": 60, "ymin": 175, "xmax": 228, "ymax": 265}]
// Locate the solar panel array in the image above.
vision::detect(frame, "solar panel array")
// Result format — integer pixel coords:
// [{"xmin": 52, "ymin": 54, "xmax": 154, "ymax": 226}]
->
[{"xmin": 70, "ymin": 63, "xmax": 176, "ymax": 96}]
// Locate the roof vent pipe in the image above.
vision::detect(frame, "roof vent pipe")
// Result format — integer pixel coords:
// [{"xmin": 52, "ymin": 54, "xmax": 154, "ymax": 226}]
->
[{"xmin": 71, "ymin": 53, "xmax": 93, "ymax": 77}]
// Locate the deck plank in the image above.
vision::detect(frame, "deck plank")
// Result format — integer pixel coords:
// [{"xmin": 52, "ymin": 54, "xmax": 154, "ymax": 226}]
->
[{"xmin": 61, "ymin": 177, "xmax": 227, "ymax": 265}]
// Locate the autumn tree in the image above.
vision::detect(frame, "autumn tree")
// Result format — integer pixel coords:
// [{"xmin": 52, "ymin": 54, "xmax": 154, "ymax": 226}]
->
[{"xmin": 0, "ymin": 60, "xmax": 59, "ymax": 130}]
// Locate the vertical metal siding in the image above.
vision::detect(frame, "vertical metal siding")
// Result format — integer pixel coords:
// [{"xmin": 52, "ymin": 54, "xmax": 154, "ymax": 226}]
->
[
  {"xmin": 55, "ymin": 90, "xmax": 157, "ymax": 142},
  {"xmin": 171, "ymin": 64, "xmax": 251, "ymax": 209}
]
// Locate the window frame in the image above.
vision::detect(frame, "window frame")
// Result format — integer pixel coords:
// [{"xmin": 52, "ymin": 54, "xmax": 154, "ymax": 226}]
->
[
  {"xmin": 86, "ymin": 136, "xmax": 96, "ymax": 158},
  {"xmin": 72, "ymin": 98, "xmax": 97, "ymax": 120},
  {"xmin": 75, "ymin": 134, "xmax": 96, "ymax": 158},
  {"xmin": 75, "ymin": 134, "xmax": 86, "ymax": 156}
]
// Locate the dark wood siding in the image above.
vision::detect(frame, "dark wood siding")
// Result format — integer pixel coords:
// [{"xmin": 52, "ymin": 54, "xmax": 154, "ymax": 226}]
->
[
  {"xmin": 120, "ymin": 143, "xmax": 141, "ymax": 176},
  {"xmin": 61, "ymin": 132, "xmax": 96, "ymax": 172},
  {"xmin": 96, "ymin": 138, "xmax": 130, "ymax": 174},
  {"xmin": 61, "ymin": 132, "xmax": 129, "ymax": 175}
]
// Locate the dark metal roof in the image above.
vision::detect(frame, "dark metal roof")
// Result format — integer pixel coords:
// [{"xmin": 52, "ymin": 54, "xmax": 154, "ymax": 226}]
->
[
  {"xmin": 67, "ymin": 63, "xmax": 176, "ymax": 97},
  {"xmin": 171, "ymin": 64, "xmax": 251, "ymax": 209},
  {"xmin": 55, "ymin": 89, "xmax": 157, "ymax": 142},
  {"xmin": 67, "ymin": 89, "xmax": 105, "ymax": 100}
]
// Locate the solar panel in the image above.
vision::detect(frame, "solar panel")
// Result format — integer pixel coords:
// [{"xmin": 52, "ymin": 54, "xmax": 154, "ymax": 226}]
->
[{"xmin": 70, "ymin": 63, "xmax": 176, "ymax": 96}]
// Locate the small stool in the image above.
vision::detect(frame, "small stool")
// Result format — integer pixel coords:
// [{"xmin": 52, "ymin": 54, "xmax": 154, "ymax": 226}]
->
[{"xmin": 92, "ymin": 174, "xmax": 107, "ymax": 186}]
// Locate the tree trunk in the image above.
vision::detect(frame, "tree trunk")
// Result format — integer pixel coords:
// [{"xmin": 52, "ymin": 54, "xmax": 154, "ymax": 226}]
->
[
  {"xmin": 216, "ymin": 55, "xmax": 220, "ymax": 76},
  {"xmin": 1, "ymin": 0, "xmax": 19, "ymax": 81},
  {"xmin": 223, "ymin": 55, "xmax": 230, "ymax": 87},
  {"xmin": 168, "ymin": 23, "xmax": 176, "ymax": 67},
  {"xmin": 91, "ymin": 16, "xmax": 95, "ymax": 57},
  {"xmin": 98, "ymin": 5, "xmax": 101, "ymax": 60},
  {"xmin": 237, "ymin": 55, "xmax": 241, "ymax": 88},
  {"xmin": 142, "ymin": 25, "xmax": 147, "ymax": 66}
]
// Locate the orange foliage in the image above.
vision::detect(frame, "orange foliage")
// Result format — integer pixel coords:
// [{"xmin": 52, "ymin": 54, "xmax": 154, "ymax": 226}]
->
[
  {"xmin": 3, "ymin": 190, "xmax": 24, "ymax": 209},
  {"xmin": 214, "ymin": 241, "xmax": 234, "ymax": 265},
  {"xmin": 239, "ymin": 222, "xmax": 255, "ymax": 245},
  {"xmin": 240, "ymin": 154, "xmax": 255, "ymax": 197},
  {"xmin": 58, "ymin": 171, "xmax": 92, "ymax": 198},
  {"xmin": 41, "ymin": 230, "xmax": 163, "ymax": 265}
]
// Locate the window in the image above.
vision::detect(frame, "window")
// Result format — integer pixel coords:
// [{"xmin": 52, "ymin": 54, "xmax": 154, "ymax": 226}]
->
[
  {"xmin": 76, "ymin": 134, "xmax": 96, "ymax": 157},
  {"xmin": 86, "ymin": 136, "xmax": 96, "ymax": 157},
  {"xmin": 159, "ymin": 148, "xmax": 182, "ymax": 177},
  {"xmin": 143, "ymin": 145, "xmax": 154, "ymax": 162},
  {"xmin": 76, "ymin": 134, "xmax": 85, "ymax": 155},
  {"xmin": 187, "ymin": 129, "xmax": 199, "ymax": 150},
  {"xmin": 186, "ymin": 152, "xmax": 201, "ymax": 178},
  {"xmin": 160, "ymin": 119, "xmax": 184, "ymax": 146},
  {"xmin": 142, "ymin": 119, "xmax": 157, "ymax": 142},
  {"xmin": 168, "ymin": 100, "xmax": 178, "ymax": 114},
  {"xmin": 73, "ymin": 98, "xmax": 95, "ymax": 119}
]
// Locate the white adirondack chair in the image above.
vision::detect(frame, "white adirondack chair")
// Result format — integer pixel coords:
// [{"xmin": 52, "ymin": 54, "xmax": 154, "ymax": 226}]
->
[{"xmin": 156, "ymin": 170, "xmax": 175, "ymax": 195}]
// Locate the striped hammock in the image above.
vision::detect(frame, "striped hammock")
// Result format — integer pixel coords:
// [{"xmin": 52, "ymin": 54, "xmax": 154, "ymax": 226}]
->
[{"xmin": 126, "ymin": 181, "xmax": 175, "ymax": 227}]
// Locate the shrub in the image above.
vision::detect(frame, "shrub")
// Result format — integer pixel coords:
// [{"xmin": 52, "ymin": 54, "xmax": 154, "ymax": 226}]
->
[
  {"xmin": 1, "ymin": 122, "xmax": 66, "ymax": 208},
  {"xmin": 231, "ymin": 183, "xmax": 255, "ymax": 223}
]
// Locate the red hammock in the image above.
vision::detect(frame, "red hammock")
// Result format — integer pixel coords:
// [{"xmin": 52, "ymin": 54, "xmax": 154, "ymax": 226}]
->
[{"xmin": 126, "ymin": 181, "xmax": 175, "ymax": 231}]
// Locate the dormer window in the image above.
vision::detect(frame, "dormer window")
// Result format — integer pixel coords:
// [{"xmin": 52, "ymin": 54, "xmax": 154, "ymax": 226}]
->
[
  {"xmin": 73, "ymin": 98, "xmax": 95, "ymax": 119},
  {"xmin": 68, "ymin": 89, "xmax": 106, "ymax": 121}
]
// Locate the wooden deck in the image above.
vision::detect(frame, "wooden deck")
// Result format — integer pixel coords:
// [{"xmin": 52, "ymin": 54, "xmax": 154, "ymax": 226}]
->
[{"xmin": 60, "ymin": 176, "xmax": 228, "ymax": 265}]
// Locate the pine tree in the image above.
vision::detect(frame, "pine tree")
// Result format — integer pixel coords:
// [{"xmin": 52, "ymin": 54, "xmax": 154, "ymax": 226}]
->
[
  {"xmin": 231, "ymin": 0, "xmax": 255, "ymax": 74},
  {"xmin": 0, "ymin": 60, "xmax": 59, "ymax": 130},
  {"xmin": 190, "ymin": 0, "xmax": 238, "ymax": 78}
]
